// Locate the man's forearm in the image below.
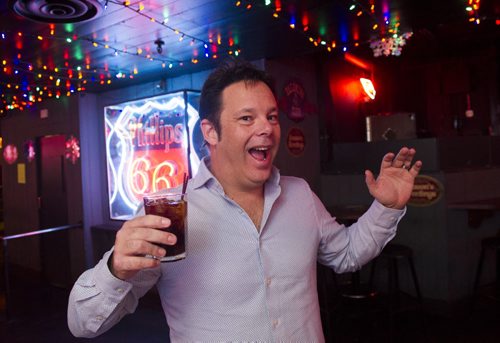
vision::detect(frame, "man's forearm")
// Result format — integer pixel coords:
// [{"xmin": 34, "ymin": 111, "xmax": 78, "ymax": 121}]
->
[{"xmin": 67, "ymin": 250, "xmax": 159, "ymax": 337}]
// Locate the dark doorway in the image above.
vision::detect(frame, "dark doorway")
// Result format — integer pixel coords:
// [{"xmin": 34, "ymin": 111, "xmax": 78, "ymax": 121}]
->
[{"xmin": 37, "ymin": 135, "xmax": 70, "ymax": 287}]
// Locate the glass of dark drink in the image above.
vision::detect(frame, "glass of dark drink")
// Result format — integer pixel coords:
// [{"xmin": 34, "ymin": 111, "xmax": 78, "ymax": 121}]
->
[{"xmin": 143, "ymin": 192, "xmax": 187, "ymax": 262}]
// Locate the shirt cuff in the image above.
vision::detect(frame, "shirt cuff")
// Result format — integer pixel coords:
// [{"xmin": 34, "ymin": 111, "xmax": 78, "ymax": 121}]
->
[
  {"xmin": 94, "ymin": 250, "xmax": 133, "ymax": 299},
  {"xmin": 367, "ymin": 199, "xmax": 406, "ymax": 230}
]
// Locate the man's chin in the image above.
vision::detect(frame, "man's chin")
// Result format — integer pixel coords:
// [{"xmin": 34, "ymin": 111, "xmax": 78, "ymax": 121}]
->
[{"xmin": 249, "ymin": 169, "xmax": 273, "ymax": 184}]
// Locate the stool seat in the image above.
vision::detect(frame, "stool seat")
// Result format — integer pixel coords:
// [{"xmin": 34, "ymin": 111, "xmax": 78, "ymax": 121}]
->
[
  {"xmin": 379, "ymin": 244, "xmax": 413, "ymax": 259},
  {"xmin": 370, "ymin": 243, "xmax": 422, "ymax": 302}
]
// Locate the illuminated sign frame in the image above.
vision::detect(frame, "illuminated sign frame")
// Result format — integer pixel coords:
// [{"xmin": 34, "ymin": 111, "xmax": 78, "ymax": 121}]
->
[{"xmin": 104, "ymin": 90, "xmax": 203, "ymax": 220}]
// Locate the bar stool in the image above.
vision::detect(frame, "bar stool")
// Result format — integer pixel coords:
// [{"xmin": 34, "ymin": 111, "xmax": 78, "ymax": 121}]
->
[
  {"xmin": 369, "ymin": 243, "xmax": 423, "ymax": 304},
  {"xmin": 330, "ymin": 270, "xmax": 389, "ymax": 343},
  {"xmin": 369, "ymin": 243, "xmax": 426, "ymax": 342},
  {"xmin": 473, "ymin": 236, "xmax": 500, "ymax": 295}
]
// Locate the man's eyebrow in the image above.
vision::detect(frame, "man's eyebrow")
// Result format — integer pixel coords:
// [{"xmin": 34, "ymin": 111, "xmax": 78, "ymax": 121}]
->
[
  {"xmin": 233, "ymin": 108, "xmax": 255, "ymax": 116},
  {"xmin": 233, "ymin": 106, "xmax": 278, "ymax": 116}
]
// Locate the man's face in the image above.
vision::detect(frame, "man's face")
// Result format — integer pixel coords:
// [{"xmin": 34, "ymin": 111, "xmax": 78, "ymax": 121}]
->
[{"xmin": 203, "ymin": 80, "xmax": 281, "ymax": 191}]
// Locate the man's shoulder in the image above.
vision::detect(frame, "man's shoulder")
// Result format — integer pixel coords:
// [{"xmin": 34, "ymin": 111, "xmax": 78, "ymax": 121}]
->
[{"xmin": 279, "ymin": 175, "xmax": 310, "ymax": 189}]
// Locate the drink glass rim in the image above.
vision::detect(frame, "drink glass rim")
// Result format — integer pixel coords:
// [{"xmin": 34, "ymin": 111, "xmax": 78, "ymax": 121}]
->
[{"xmin": 143, "ymin": 192, "xmax": 186, "ymax": 200}]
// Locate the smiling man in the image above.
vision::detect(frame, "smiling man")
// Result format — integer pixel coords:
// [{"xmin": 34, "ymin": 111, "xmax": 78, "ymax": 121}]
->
[
  {"xmin": 68, "ymin": 60, "xmax": 422, "ymax": 342},
  {"xmin": 200, "ymin": 75, "xmax": 281, "ymax": 229}
]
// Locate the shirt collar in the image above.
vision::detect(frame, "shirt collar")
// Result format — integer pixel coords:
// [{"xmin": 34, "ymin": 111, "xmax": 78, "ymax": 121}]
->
[{"xmin": 191, "ymin": 156, "xmax": 281, "ymax": 192}]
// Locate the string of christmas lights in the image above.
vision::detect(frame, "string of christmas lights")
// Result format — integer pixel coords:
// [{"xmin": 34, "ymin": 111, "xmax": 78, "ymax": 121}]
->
[
  {"xmin": 237, "ymin": 0, "xmax": 408, "ymax": 55},
  {"xmin": 465, "ymin": 0, "xmax": 481, "ymax": 24},
  {"xmin": 110, "ymin": 0, "xmax": 241, "ymax": 60},
  {"xmin": 0, "ymin": 30, "xmax": 120, "ymax": 113},
  {"xmin": 464, "ymin": 1, "xmax": 499, "ymax": 25},
  {"xmin": 0, "ymin": 0, "xmax": 243, "ymax": 113},
  {"xmin": 0, "ymin": 26, "xmax": 242, "ymax": 113}
]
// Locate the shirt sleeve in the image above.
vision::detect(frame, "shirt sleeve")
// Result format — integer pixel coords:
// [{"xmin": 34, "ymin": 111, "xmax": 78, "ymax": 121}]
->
[
  {"xmin": 67, "ymin": 249, "xmax": 161, "ymax": 338},
  {"xmin": 314, "ymin": 193, "xmax": 405, "ymax": 273}
]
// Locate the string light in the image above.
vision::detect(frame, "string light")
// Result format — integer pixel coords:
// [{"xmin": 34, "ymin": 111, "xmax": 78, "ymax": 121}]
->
[
  {"xmin": 107, "ymin": 0, "xmax": 235, "ymax": 57},
  {"xmin": 0, "ymin": 32, "xmax": 120, "ymax": 111},
  {"xmin": 238, "ymin": 0, "xmax": 381, "ymax": 54},
  {"xmin": 1, "ymin": 1, "xmax": 245, "ymax": 111},
  {"xmin": 466, "ymin": 0, "xmax": 481, "ymax": 24}
]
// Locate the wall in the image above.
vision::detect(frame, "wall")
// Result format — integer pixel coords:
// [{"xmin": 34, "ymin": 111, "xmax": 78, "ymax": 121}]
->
[
  {"xmin": 266, "ymin": 58, "xmax": 322, "ymax": 193},
  {"xmin": 0, "ymin": 96, "xmax": 84, "ymax": 281},
  {"xmin": 318, "ymin": 45, "xmax": 499, "ymax": 146},
  {"xmin": 319, "ymin": 56, "xmax": 370, "ymax": 143}
]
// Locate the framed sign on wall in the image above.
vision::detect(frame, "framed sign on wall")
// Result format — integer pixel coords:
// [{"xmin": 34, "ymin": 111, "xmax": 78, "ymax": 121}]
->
[{"xmin": 104, "ymin": 90, "xmax": 205, "ymax": 220}]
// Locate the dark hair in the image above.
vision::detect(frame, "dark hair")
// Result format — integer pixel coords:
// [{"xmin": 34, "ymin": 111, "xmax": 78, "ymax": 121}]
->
[{"xmin": 199, "ymin": 59, "xmax": 275, "ymax": 136}]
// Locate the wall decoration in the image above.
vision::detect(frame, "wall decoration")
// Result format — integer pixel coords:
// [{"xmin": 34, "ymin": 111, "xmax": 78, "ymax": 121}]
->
[
  {"xmin": 17, "ymin": 163, "xmax": 26, "ymax": 184},
  {"xmin": 279, "ymin": 79, "xmax": 316, "ymax": 123},
  {"xmin": 286, "ymin": 127, "xmax": 306, "ymax": 157},
  {"xmin": 104, "ymin": 90, "xmax": 203, "ymax": 220},
  {"xmin": 408, "ymin": 175, "xmax": 444, "ymax": 207},
  {"xmin": 360, "ymin": 78, "xmax": 376, "ymax": 100},
  {"xmin": 3, "ymin": 144, "xmax": 18, "ymax": 164},
  {"xmin": 65, "ymin": 135, "xmax": 81, "ymax": 164},
  {"xmin": 369, "ymin": 32, "xmax": 413, "ymax": 57},
  {"xmin": 24, "ymin": 139, "xmax": 36, "ymax": 162}
]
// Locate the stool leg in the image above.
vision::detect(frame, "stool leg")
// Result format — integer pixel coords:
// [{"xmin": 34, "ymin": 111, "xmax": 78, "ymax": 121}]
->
[
  {"xmin": 496, "ymin": 250, "xmax": 500, "ymax": 285},
  {"xmin": 408, "ymin": 255, "xmax": 423, "ymax": 303},
  {"xmin": 473, "ymin": 248, "xmax": 485, "ymax": 294},
  {"xmin": 369, "ymin": 259, "xmax": 377, "ymax": 289},
  {"xmin": 387, "ymin": 259, "xmax": 394, "ymax": 296},
  {"xmin": 393, "ymin": 259, "xmax": 400, "ymax": 295}
]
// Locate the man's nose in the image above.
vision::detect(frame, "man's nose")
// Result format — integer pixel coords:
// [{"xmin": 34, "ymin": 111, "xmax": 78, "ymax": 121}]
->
[{"xmin": 256, "ymin": 117, "xmax": 273, "ymax": 135}]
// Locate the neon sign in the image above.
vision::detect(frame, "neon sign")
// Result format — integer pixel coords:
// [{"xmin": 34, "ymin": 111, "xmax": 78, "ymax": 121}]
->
[{"xmin": 104, "ymin": 91, "xmax": 203, "ymax": 220}]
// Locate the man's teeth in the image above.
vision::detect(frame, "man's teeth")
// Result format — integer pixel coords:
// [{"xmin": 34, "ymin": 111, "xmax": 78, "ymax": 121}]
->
[{"xmin": 250, "ymin": 147, "xmax": 269, "ymax": 161}]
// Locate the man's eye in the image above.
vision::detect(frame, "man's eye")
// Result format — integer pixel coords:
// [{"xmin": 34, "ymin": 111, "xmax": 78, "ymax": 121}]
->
[
  {"xmin": 268, "ymin": 114, "xmax": 279, "ymax": 122},
  {"xmin": 240, "ymin": 116, "xmax": 252, "ymax": 121}
]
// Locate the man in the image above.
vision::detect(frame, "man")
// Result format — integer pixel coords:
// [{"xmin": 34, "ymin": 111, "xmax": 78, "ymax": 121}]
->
[{"xmin": 68, "ymin": 60, "xmax": 422, "ymax": 342}]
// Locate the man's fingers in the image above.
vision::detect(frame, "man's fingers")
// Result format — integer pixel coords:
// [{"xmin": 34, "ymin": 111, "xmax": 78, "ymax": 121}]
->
[
  {"xmin": 121, "ymin": 239, "xmax": 167, "ymax": 258},
  {"xmin": 118, "ymin": 226, "xmax": 177, "ymax": 246},
  {"xmin": 125, "ymin": 214, "xmax": 171, "ymax": 229},
  {"xmin": 364, "ymin": 169, "xmax": 375, "ymax": 188},
  {"xmin": 113, "ymin": 255, "xmax": 161, "ymax": 273},
  {"xmin": 391, "ymin": 147, "xmax": 410, "ymax": 168},
  {"xmin": 409, "ymin": 160, "xmax": 423, "ymax": 177},
  {"xmin": 383, "ymin": 147, "xmax": 417, "ymax": 170},
  {"xmin": 380, "ymin": 152, "xmax": 395, "ymax": 169},
  {"xmin": 117, "ymin": 214, "xmax": 176, "ymax": 246}
]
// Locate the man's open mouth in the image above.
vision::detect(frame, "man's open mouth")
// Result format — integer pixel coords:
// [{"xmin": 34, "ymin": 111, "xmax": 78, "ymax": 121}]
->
[{"xmin": 249, "ymin": 147, "xmax": 269, "ymax": 161}]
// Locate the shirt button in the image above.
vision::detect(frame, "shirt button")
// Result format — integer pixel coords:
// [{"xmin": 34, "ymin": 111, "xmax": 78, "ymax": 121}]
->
[
  {"xmin": 116, "ymin": 288, "xmax": 124, "ymax": 293},
  {"xmin": 265, "ymin": 278, "xmax": 271, "ymax": 287},
  {"xmin": 272, "ymin": 319, "xmax": 279, "ymax": 328},
  {"xmin": 96, "ymin": 315, "xmax": 104, "ymax": 321}
]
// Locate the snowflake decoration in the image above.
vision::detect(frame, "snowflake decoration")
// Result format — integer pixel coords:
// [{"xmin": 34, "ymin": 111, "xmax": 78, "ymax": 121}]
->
[
  {"xmin": 65, "ymin": 135, "xmax": 81, "ymax": 164},
  {"xmin": 370, "ymin": 32, "xmax": 413, "ymax": 57}
]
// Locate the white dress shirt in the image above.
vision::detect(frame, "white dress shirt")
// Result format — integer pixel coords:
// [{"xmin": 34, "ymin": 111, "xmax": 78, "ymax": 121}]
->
[{"xmin": 68, "ymin": 157, "xmax": 404, "ymax": 342}]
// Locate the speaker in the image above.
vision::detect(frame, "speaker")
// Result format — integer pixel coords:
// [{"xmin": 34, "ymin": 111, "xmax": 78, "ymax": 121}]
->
[
  {"xmin": 366, "ymin": 112, "xmax": 417, "ymax": 142},
  {"xmin": 10, "ymin": 0, "xmax": 104, "ymax": 23}
]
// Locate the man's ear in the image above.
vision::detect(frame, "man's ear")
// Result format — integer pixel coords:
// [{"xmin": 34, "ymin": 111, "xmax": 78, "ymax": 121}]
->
[{"xmin": 200, "ymin": 119, "xmax": 218, "ymax": 145}]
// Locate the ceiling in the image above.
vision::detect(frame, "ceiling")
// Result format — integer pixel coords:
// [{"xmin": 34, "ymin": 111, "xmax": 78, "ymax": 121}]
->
[{"xmin": 0, "ymin": 0, "xmax": 498, "ymax": 112}]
